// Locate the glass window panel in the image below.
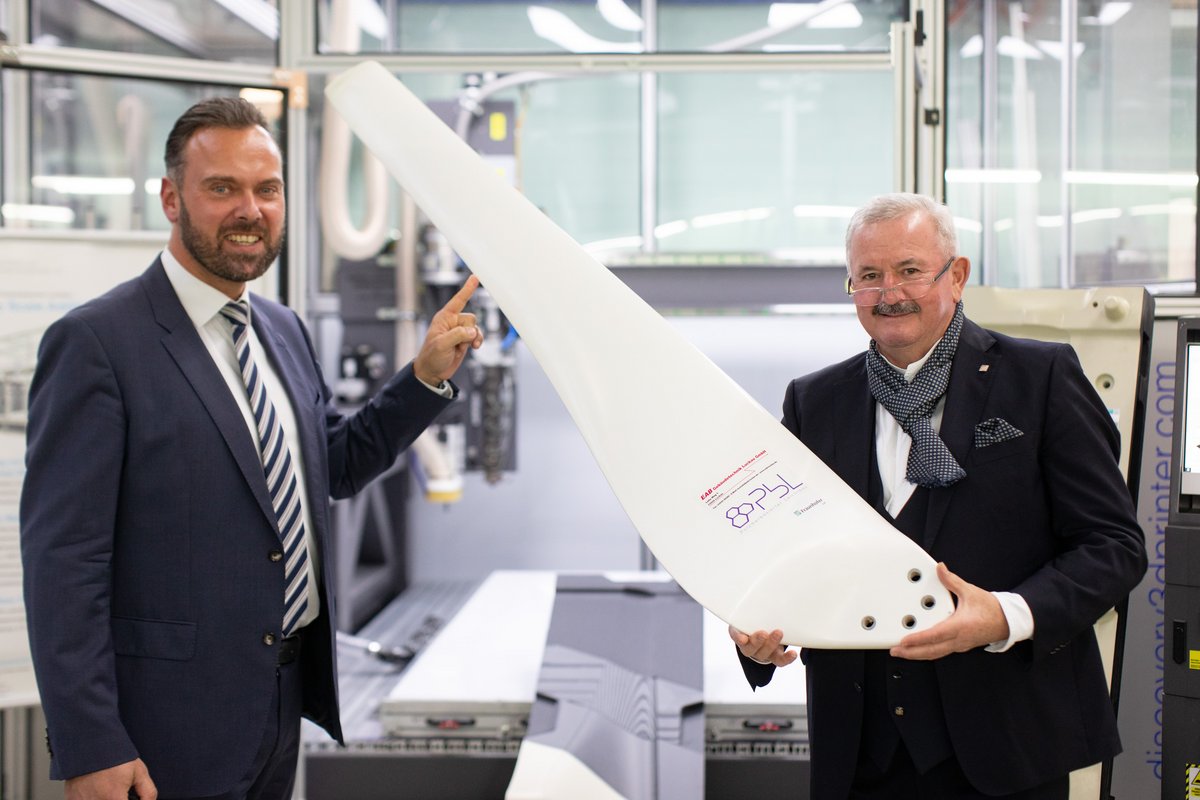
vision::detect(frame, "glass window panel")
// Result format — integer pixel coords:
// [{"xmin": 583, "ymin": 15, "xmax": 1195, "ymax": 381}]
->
[
  {"xmin": 308, "ymin": 70, "xmax": 639, "ymax": 281},
  {"xmin": 316, "ymin": 0, "xmax": 902, "ymax": 55},
  {"xmin": 657, "ymin": 0, "xmax": 900, "ymax": 53},
  {"xmin": 657, "ymin": 70, "xmax": 894, "ymax": 259},
  {"xmin": 944, "ymin": 0, "xmax": 984, "ymax": 276},
  {"xmin": 946, "ymin": 1, "xmax": 1065, "ymax": 287},
  {"xmin": 318, "ymin": 0, "xmax": 642, "ymax": 55},
  {"xmin": 409, "ymin": 72, "xmax": 639, "ymax": 244},
  {"xmin": 3, "ymin": 69, "xmax": 284, "ymax": 231},
  {"xmin": 946, "ymin": 0, "xmax": 1196, "ymax": 288},
  {"xmin": 517, "ymin": 75, "xmax": 641, "ymax": 246},
  {"xmin": 309, "ymin": 66, "xmax": 891, "ymax": 281},
  {"xmin": 1071, "ymin": 1, "xmax": 1195, "ymax": 286},
  {"xmin": 31, "ymin": 0, "xmax": 278, "ymax": 65}
]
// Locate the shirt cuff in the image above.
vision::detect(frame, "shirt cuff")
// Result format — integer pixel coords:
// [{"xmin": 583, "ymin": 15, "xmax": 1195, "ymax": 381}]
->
[
  {"xmin": 986, "ymin": 591, "xmax": 1034, "ymax": 652},
  {"xmin": 418, "ymin": 376, "xmax": 454, "ymax": 398}
]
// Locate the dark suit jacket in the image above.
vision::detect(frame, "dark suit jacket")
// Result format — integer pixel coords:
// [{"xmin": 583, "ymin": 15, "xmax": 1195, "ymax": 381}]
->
[
  {"xmin": 741, "ymin": 318, "xmax": 1147, "ymax": 799},
  {"xmin": 20, "ymin": 260, "xmax": 451, "ymax": 795}
]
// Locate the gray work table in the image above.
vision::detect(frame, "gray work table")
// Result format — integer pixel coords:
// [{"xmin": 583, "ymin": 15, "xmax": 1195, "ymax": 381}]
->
[{"xmin": 303, "ymin": 573, "xmax": 809, "ymax": 799}]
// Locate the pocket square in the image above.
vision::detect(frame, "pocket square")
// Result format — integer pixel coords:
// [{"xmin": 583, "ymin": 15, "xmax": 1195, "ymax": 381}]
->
[{"xmin": 974, "ymin": 417, "xmax": 1024, "ymax": 449}]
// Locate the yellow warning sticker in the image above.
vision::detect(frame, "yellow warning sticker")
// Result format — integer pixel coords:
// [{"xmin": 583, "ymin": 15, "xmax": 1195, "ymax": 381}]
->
[
  {"xmin": 1191, "ymin": 650, "xmax": 1200, "ymax": 670},
  {"xmin": 489, "ymin": 112, "xmax": 507, "ymax": 141},
  {"xmin": 1188, "ymin": 763, "xmax": 1200, "ymax": 798}
]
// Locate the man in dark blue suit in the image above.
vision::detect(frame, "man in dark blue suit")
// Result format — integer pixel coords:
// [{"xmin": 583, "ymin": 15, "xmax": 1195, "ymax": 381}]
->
[
  {"xmin": 20, "ymin": 97, "xmax": 483, "ymax": 799},
  {"xmin": 730, "ymin": 193, "xmax": 1146, "ymax": 799}
]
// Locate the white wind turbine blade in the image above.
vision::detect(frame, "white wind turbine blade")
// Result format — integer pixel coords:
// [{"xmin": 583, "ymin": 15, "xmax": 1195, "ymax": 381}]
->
[{"xmin": 325, "ymin": 61, "xmax": 952, "ymax": 647}]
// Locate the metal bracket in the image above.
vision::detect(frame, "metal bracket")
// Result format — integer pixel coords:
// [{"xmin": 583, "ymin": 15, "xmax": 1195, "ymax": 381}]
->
[{"xmin": 275, "ymin": 68, "xmax": 309, "ymax": 109}]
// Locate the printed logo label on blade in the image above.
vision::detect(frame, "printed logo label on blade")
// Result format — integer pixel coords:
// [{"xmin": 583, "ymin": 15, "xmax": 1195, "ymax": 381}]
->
[{"xmin": 698, "ymin": 449, "xmax": 822, "ymax": 531}]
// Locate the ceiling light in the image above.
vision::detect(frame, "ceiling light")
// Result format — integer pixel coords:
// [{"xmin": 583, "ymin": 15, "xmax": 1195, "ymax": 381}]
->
[
  {"xmin": 691, "ymin": 208, "xmax": 774, "ymax": 229},
  {"xmin": 1130, "ymin": 201, "xmax": 1196, "ymax": 216},
  {"xmin": 792, "ymin": 205, "xmax": 857, "ymax": 218},
  {"xmin": 807, "ymin": 4, "xmax": 863, "ymax": 29},
  {"xmin": 1036, "ymin": 39, "xmax": 1085, "ymax": 60},
  {"xmin": 1097, "ymin": 2, "xmax": 1132, "ymax": 25},
  {"xmin": 1071, "ymin": 208, "xmax": 1122, "ymax": 224},
  {"xmin": 239, "ymin": 88, "xmax": 284, "ymax": 122},
  {"xmin": 354, "ymin": 0, "xmax": 389, "ymax": 40},
  {"xmin": 1065, "ymin": 170, "xmax": 1198, "ymax": 187},
  {"xmin": 944, "ymin": 168, "xmax": 1043, "ymax": 184},
  {"xmin": 772, "ymin": 246, "xmax": 847, "ymax": 262},
  {"xmin": 584, "ymin": 235, "xmax": 643, "ymax": 251},
  {"xmin": 1, "ymin": 203, "xmax": 75, "ymax": 223},
  {"xmin": 597, "ymin": 0, "xmax": 643, "ymax": 32},
  {"xmin": 1032, "ymin": 209, "xmax": 1123, "ymax": 227},
  {"xmin": 527, "ymin": 6, "xmax": 641, "ymax": 53},
  {"xmin": 762, "ymin": 43, "xmax": 847, "ymax": 52},
  {"xmin": 32, "ymin": 175, "xmax": 135, "ymax": 195},
  {"xmin": 705, "ymin": 0, "xmax": 851, "ymax": 52},
  {"xmin": 654, "ymin": 220, "xmax": 689, "ymax": 239},
  {"xmin": 769, "ymin": 2, "xmax": 862, "ymax": 29},
  {"xmin": 211, "ymin": 0, "xmax": 279, "ymax": 40},
  {"xmin": 996, "ymin": 35, "xmax": 1044, "ymax": 60}
]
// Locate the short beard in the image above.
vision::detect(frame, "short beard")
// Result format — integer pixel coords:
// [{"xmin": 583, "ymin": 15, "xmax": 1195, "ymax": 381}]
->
[
  {"xmin": 872, "ymin": 299, "xmax": 920, "ymax": 316},
  {"xmin": 179, "ymin": 200, "xmax": 283, "ymax": 285}
]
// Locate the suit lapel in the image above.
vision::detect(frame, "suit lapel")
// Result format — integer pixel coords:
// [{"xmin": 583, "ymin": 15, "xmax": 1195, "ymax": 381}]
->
[
  {"xmin": 830, "ymin": 363, "xmax": 876, "ymax": 499},
  {"xmin": 143, "ymin": 261, "xmax": 279, "ymax": 531},
  {"xmin": 924, "ymin": 320, "xmax": 999, "ymax": 549}
]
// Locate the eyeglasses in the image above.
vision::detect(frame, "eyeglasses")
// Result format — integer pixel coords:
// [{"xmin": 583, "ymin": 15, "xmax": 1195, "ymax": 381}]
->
[{"xmin": 844, "ymin": 257, "xmax": 956, "ymax": 307}]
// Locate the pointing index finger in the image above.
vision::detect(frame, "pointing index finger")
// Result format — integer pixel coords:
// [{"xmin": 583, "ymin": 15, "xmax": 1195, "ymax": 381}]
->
[{"xmin": 444, "ymin": 275, "xmax": 480, "ymax": 314}]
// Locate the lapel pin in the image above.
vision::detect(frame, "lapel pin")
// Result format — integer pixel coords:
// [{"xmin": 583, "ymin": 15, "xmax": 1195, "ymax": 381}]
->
[{"xmin": 979, "ymin": 364, "xmax": 990, "ymax": 373}]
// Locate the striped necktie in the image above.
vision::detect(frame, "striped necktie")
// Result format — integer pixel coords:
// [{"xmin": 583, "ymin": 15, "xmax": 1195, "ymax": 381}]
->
[{"xmin": 220, "ymin": 300, "xmax": 309, "ymax": 637}]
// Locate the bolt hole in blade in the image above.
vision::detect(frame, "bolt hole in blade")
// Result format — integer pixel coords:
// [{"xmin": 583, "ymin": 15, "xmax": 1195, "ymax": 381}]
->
[{"xmin": 324, "ymin": 61, "xmax": 955, "ymax": 648}]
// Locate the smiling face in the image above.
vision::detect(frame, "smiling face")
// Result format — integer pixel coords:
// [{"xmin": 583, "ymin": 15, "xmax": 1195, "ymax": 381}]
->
[
  {"xmin": 847, "ymin": 211, "xmax": 970, "ymax": 368},
  {"xmin": 160, "ymin": 125, "xmax": 285, "ymax": 298}
]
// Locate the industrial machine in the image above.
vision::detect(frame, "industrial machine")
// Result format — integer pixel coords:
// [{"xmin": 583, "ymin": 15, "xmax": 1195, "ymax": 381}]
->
[
  {"xmin": 964, "ymin": 285, "xmax": 1152, "ymax": 800},
  {"xmin": 328, "ymin": 94, "xmax": 521, "ymax": 495},
  {"xmin": 1163, "ymin": 317, "xmax": 1200, "ymax": 800}
]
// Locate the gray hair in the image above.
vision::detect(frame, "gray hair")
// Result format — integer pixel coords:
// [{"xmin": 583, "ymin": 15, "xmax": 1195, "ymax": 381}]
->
[{"xmin": 844, "ymin": 193, "xmax": 957, "ymax": 265}]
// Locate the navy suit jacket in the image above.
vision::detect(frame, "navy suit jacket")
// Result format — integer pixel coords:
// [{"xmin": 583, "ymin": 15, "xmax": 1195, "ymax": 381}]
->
[
  {"xmin": 741, "ymin": 318, "xmax": 1147, "ymax": 799},
  {"xmin": 20, "ymin": 260, "xmax": 451, "ymax": 795}
]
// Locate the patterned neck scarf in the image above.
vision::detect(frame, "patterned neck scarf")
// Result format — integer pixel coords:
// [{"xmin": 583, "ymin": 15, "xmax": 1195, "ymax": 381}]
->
[{"xmin": 866, "ymin": 302, "xmax": 966, "ymax": 489}]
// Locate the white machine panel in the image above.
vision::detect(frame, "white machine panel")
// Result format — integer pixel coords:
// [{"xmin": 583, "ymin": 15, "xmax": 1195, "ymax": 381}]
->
[{"xmin": 380, "ymin": 571, "xmax": 806, "ymax": 749}]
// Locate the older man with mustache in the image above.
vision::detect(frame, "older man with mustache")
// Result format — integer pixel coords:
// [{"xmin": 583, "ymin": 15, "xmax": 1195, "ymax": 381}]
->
[{"xmin": 731, "ymin": 193, "xmax": 1146, "ymax": 800}]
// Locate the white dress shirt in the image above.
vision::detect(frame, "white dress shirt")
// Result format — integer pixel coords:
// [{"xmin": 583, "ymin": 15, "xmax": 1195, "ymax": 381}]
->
[
  {"xmin": 873, "ymin": 345, "xmax": 1034, "ymax": 652},
  {"xmin": 162, "ymin": 251, "xmax": 321, "ymax": 631}
]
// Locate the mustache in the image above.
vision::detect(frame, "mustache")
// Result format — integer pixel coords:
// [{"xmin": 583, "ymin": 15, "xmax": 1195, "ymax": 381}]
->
[{"xmin": 872, "ymin": 299, "xmax": 920, "ymax": 316}]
